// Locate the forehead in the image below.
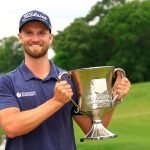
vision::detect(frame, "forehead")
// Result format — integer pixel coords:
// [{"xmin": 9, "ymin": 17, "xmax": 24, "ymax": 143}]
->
[{"xmin": 21, "ymin": 21, "xmax": 48, "ymax": 31}]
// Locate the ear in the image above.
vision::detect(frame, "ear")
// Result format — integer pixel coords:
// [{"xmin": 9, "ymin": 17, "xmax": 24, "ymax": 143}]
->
[
  {"xmin": 18, "ymin": 32, "xmax": 22, "ymax": 42},
  {"xmin": 49, "ymin": 34, "xmax": 53, "ymax": 44}
]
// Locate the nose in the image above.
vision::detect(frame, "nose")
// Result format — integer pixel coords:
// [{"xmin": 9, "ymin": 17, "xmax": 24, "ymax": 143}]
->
[{"xmin": 32, "ymin": 34, "xmax": 39, "ymax": 42}]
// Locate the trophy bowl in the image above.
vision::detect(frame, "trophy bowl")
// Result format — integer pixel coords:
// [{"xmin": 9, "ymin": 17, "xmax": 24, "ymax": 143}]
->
[{"xmin": 58, "ymin": 66, "xmax": 125, "ymax": 142}]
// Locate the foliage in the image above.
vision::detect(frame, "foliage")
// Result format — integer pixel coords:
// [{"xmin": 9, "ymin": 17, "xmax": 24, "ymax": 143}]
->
[
  {"xmin": 0, "ymin": 36, "xmax": 23, "ymax": 73},
  {"xmin": 85, "ymin": 0, "xmax": 126, "ymax": 22},
  {"xmin": 53, "ymin": 19, "xmax": 91, "ymax": 70},
  {"xmin": 99, "ymin": 0, "xmax": 150, "ymax": 82},
  {"xmin": 53, "ymin": 0, "xmax": 150, "ymax": 83}
]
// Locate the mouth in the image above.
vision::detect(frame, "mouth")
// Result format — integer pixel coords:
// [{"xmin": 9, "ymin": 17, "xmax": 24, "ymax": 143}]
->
[{"xmin": 30, "ymin": 44, "xmax": 42, "ymax": 48}]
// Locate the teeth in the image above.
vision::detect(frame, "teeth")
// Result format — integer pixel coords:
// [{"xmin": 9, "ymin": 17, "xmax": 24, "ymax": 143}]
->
[{"xmin": 31, "ymin": 45, "xmax": 41, "ymax": 47}]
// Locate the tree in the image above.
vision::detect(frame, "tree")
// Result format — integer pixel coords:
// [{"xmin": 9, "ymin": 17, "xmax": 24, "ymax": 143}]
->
[
  {"xmin": 99, "ymin": 0, "xmax": 150, "ymax": 82},
  {"xmin": 0, "ymin": 36, "xmax": 23, "ymax": 73},
  {"xmin": 53, "ymin": 0, "xmax": 127, "ymax": 70},
  {"xmin": 53, "ymin": 19, "xmax": 91, "ymax": 70},
  {"xmin": 53, "ymin": 0, "xmax": 150, "ymax": 83},
  {"xmin": 85, "ymin": 0, "xmax": 126, "ymax": 22}
]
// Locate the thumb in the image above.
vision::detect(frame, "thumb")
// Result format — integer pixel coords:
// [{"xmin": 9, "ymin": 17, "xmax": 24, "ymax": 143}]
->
[
  {"xmin": 116, "ymin": 71, "xmax": 122, "ymax": 81},
  {"xmin": 114, "ymin": 71, "xmax": 122, "ymax": 90},
  {"xmin": 117, "ymin": 71, "xmax": 122, "ymax": 78}
]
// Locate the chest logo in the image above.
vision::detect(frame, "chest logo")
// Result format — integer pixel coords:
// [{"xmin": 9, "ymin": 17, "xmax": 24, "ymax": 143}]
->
[{"xmin": 16, "ymin": 91, "xmax": 36, "ymax": 98}]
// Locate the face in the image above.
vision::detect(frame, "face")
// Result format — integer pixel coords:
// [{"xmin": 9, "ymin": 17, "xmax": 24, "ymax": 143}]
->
[{"xmin": 18, "ymin": 21, "xmax": 53, "ymax": 59}]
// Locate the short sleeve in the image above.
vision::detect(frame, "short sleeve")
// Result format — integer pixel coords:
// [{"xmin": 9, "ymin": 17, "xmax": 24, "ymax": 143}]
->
[{"xmin": 0, "ymin": 74, "xmax": 20, "ymax": 110}]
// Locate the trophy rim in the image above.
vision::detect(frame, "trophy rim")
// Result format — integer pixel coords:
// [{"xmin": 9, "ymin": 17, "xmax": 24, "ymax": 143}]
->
[{"xmin": 70, "ymin": 66, "xmax": 115, "ymax": 72}]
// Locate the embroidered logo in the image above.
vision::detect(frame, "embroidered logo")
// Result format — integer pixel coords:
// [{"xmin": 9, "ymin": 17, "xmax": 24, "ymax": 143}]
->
[
  {"xmin": 22, "ymin": 12, "xmax": 47, "ymax": 22},
  {"xmin": 16, "ymin": 91, "xmax": 36, "ymax": 98}
]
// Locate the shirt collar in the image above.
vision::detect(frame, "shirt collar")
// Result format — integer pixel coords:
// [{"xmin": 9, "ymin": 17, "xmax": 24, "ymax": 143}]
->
[{"xmin": 18, "ymin": 60, "xmax": 60, "ymax": 81}]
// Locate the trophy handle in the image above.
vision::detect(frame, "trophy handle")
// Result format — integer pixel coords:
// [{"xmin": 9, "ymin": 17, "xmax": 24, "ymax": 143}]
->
[
  {"xmin": 58, "ymin": 72, "xmax": 80, "ymax": 113},
  {"xmin": 112, "ymin": 68, "xmax": 126, "ymax": 104}
]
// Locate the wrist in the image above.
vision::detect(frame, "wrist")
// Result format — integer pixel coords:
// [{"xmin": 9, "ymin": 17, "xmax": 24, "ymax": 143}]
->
[
  {"xmin": 112, "ymin": 92, "xmax": 123, "ymax": 105},
  {"xmin": 51, "ymin": 98, "xmax": 65, "ymax": 108}
]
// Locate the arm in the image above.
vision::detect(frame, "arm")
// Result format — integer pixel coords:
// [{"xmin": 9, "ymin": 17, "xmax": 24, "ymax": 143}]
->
[
  {"xmin": 0, "ymin": 81, "xmax": 73, "ymax": 138},
  {"xmin": 74, "ymin": 71, "xmax": 131, "ymax": 134}
]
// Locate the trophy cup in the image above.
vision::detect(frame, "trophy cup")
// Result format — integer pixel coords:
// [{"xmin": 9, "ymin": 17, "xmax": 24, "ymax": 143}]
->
[{"xmin": 58, "ymin": 66, "xmax": 126, "ymax": 142}]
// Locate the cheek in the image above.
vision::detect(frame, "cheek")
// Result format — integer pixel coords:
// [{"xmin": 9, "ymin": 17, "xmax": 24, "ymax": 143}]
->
[
  {"xmin": 43, "ymin": 38, "xmax": 51, "ymax": 46},
  {"xmin": 22, "ymin": 38, "xmax": 32, "ymax": 46},
  {"xmin": 21, "ymin": 41, "xmax": 28, "ymax": 47}
]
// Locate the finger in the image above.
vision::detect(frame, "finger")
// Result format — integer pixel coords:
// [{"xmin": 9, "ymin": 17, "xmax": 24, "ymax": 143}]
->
[
  {"xmin": 117, "ymin": 82, "xmax": 131, "ymax": 91},
  {"xmin": 119, "ymin": 81, "xmax": 130, "ymax": 88},
  {"xmin": 62, "ymin": 89, "xmax": 73, "ymax": 99},
  {"xmin": 58, "ymin": 80, "xmax": 68, "ymax": 85},
  {"xmin": 120, "ymin": 80, "xmax": 131, "ymax": 89},
  {"xmin": 116, "ymin": 71, "xmax": 122, "ymax": 80},
  {"xmin": 117, "ymin": 87, "xmax": 129, "ymax": 96},
  {"xmin": 56, "ymin": 81, "xmax": 71, "ymax": 90},
  {"xmin": 121, "ymin": 77, "xmax": 131, "ymax": 84},
  {"xmin": 57, "ymin": 83, "xmax": 72, "ymax": 92}
]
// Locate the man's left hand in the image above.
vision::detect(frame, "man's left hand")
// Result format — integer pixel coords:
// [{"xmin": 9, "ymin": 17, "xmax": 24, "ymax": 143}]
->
[{"xmin": 113, "ymin": 71, "xmax": 131, "ymax": 100}]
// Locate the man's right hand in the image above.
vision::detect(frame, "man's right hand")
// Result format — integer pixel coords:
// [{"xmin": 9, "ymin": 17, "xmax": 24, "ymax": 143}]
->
[{"xmin": 53, "ymin": 81, "xmax": 73, "ymax": 106}]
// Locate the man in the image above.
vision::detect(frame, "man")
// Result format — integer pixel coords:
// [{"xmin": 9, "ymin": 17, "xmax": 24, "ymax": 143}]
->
[{"xmin": 0, "ymin": 10, "xmax": 131, "ymax": 150}]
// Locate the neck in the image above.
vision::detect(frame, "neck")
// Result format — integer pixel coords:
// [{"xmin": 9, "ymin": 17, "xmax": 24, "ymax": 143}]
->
[{"xmin": 25, "ymin": 55, "xmax": 50, "ymax": 79}]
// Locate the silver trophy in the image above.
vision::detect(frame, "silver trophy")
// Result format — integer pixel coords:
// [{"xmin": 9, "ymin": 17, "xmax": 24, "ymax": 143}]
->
[{"xmin": 58, "ymin": 66, "xmax": 125, "ymax": 142}]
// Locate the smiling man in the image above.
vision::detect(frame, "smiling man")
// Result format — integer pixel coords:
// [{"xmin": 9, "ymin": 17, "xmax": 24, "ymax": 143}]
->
[{"xmin": 0, "ymin": 10, "xmax": 131, "ymax": 150}]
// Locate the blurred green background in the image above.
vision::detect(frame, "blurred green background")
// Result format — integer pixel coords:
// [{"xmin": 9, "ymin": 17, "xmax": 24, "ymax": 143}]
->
[
  {"xmin": 74, "ymin": 82, "xmax": 150, "ymax": 150},
  {"xmin": 0, "ymin": 0, "xmax": 150, "ymax": 149}
]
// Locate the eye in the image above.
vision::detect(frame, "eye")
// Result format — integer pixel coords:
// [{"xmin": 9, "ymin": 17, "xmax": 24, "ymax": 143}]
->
[
  {"xmin": 25, "ymin": 31, "xmax": 32, "ymax": 35},
  {"xmin": 39, "ymin": 31, "xmax": 46, "ymax": 35}
]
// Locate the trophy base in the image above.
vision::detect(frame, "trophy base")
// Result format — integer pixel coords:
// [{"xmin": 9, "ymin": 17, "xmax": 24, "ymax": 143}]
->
[{"xmin": 80, "ymin": 120, "xmax": 117, "ymax": 142}]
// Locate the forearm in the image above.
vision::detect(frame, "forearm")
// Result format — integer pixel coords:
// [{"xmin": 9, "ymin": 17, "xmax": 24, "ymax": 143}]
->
[
  {"xmin": 73, "ymin": 115, "xmax": 92, "ymax": 134},
  {"xmin": 0, "ymin": 80, "xmax": 73, "ymax": 138},
  {"xmin": 101, "ymin": 107, "xmax": 116, "ymax": 128},
  {"xmin": 0, "ymin": 99, "xmax": 63, "ymax": 138}
]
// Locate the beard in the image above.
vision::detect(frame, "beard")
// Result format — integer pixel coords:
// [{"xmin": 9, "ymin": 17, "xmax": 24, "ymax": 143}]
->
[{"xmin": 23, "ymin": 44, "xmax": 49, "ymax": 58}]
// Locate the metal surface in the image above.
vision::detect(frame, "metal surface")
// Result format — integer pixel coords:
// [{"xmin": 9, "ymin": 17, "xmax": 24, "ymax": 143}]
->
[{"xmin": 59, "ymin": 66, "xmax": 125, "ymax": 141}]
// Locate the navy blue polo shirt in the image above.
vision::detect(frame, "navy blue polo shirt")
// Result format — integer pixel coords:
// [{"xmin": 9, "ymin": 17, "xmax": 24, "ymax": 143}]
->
[{"xmin": 0, "ymin": 61, "xmax": 78, "ymax": 150}]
